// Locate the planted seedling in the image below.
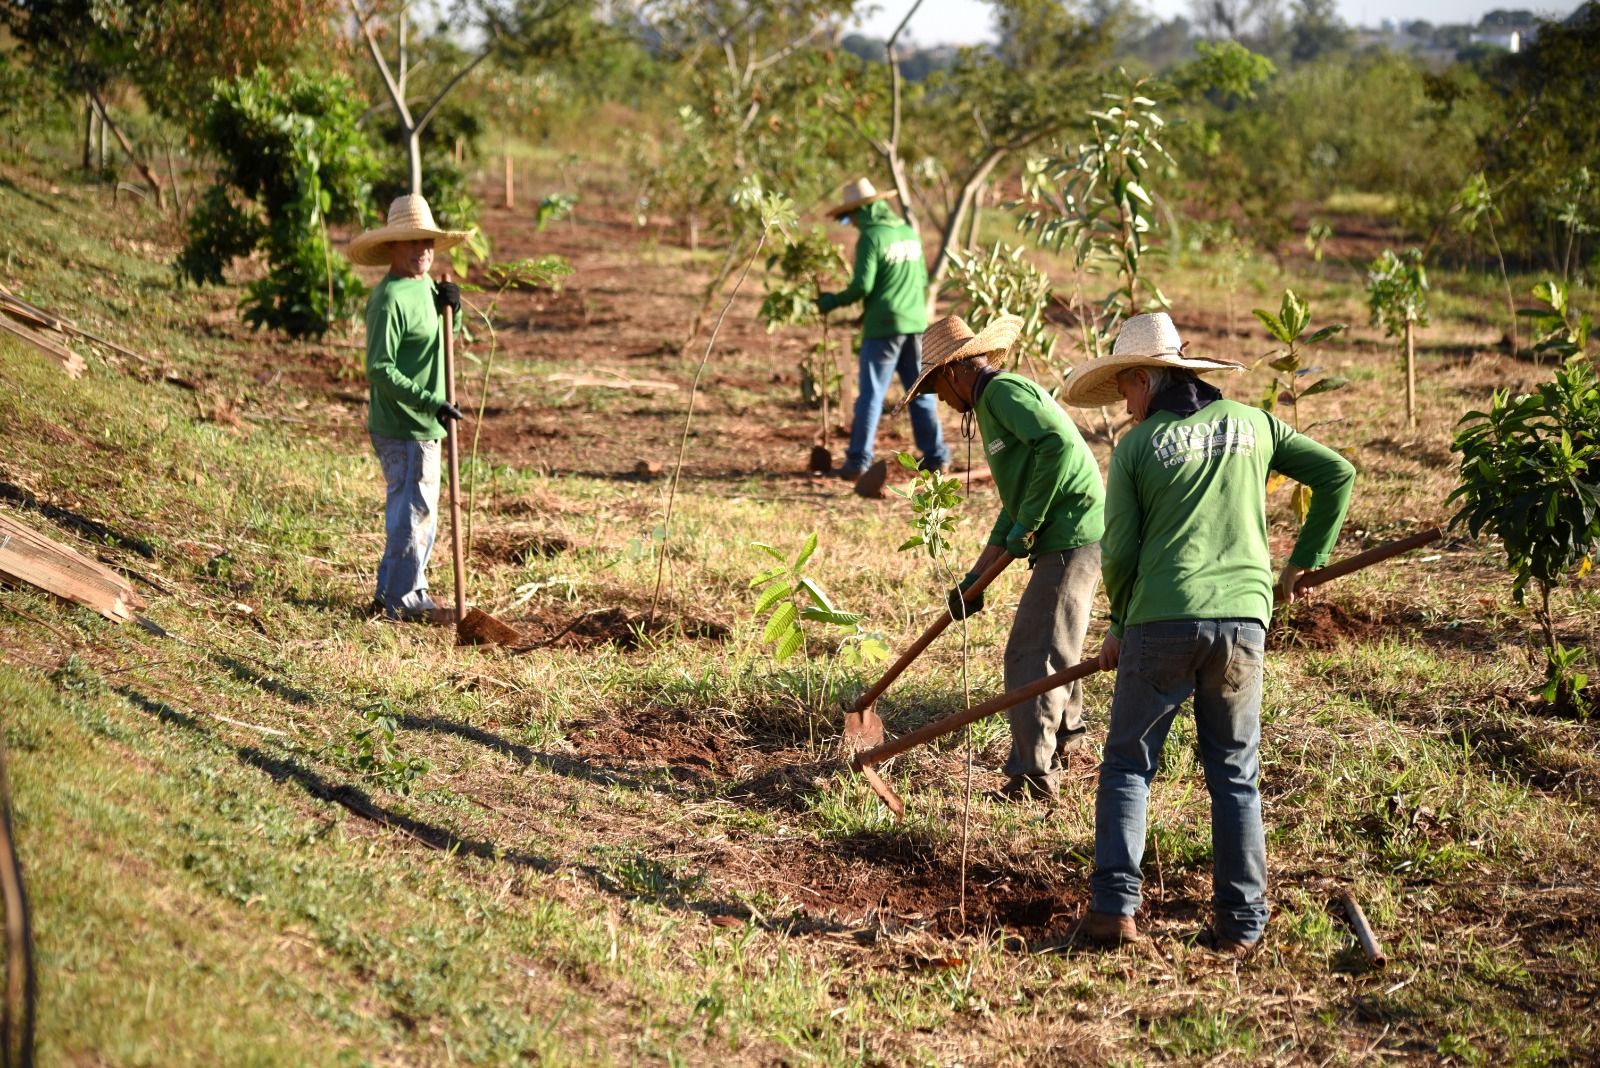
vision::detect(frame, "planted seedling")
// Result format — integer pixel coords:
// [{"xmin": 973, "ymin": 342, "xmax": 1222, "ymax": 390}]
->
[
  {"xmin": 1366, "ymin": 248, "xmax": 1429, "ymax": 430},
  {"xmin": 1519, "ymin": 279, "xmax": 1594, "ymax": 366},
  {"xmin": 750, "ymin": 531, "xmax": 888, "ymax": 746},
  {"xmin": 759, "ymin": 225, "xmax": 849, "ymax": 469},
  {"xmin": 946, "ymin": 242, "xmax": 1059, "ymax": 382},
  {"xmin": 1449, "ymin": 353, "xmax": 1600, "ymax": 715},
  {"xmin": 1253, "ymin": 289, "xmax": 1348, "ymax": 524}
]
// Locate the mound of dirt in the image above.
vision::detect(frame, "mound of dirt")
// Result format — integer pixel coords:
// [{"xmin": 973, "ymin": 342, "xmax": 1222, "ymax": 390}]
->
[
  {"xmin": 1271, "ymin": 601, "xmax": 1385, "ymax": 649},
  {"xmin": 526, "ymin": 605, "xmax": 730, "ymax": 650}
]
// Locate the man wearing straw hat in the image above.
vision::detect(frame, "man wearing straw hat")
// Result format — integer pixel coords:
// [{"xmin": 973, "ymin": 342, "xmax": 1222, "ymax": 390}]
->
[
  {"xmin": 347, "ymin": 193, "xmax": 472, "ymax": 622},
  {"xmin": 900, "ymin": 313, "xmax": 1105, "ymax": 803},
  {"xmin": 817, "ymin": 178, "xmax": 948, "ymax": 490},
  {"xmin": 1062, "ymin": 311, "xmax": 1354, "ymax": 954}
]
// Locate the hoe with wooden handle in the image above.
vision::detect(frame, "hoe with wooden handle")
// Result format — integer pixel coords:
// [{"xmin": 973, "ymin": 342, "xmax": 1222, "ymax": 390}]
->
[
  {"xmin": 840, "ymin": 553, "xmax": 1016, "ymax": 751},
  {"xmin": 441, "ymin": 292, "xmax": 524, "ymax": 648},
  {"xmin": 851, "ymin": 527, "xmax": 1443, "ymax": 815}
]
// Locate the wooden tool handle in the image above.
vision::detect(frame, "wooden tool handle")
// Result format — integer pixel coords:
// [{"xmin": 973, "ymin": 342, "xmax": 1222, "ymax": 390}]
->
[
  {"xmin": 852, "ymin": 658, "xmax": 1101, "ymax": 771},
  {"xmin": 847, "ymin": 553, "xmax": 1015, "ymax": 715},
  {"xmin": 442, "ymin": 299, "xmax": 467, "ymax": 621},
  {"xmin": 1293, "ymin": 526, "xmax": 1441, "ymax": 596}
]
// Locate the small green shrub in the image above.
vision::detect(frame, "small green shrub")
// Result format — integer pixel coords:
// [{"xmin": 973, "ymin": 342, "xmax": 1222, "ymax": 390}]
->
[
  {"xmin": 1449, "ymin": 353, "xmax": 1600, "ymax": 713},
  {"xmin": 1254, "ymin": 288, "xmax": 1348, "ymax": 524}
]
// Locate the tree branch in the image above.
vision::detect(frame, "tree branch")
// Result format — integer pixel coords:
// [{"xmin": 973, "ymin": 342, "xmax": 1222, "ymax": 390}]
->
[
  {"xmin": 415, "ymin": 44, "xmax": 493, "ymax": 135},
  {"xmin": 349, "ymin": 0, "xmax": 412, "ymax": 127}
]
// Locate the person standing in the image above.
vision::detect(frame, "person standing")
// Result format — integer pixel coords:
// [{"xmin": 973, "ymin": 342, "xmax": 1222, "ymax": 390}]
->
[
  {"xmin": 1064, "ymin": 312, "xmax": 1355, "ymax": 954},
  {"xmin": 899, "ymin": 313, "xmax": 1105, "ymax": 802},
  {"xmin": 817, "ymin": 177, "xmax": 948, "ymax": 486},
  {"xmin": 347, "ymin": 194, "xmax": 472, "ymax": 622}
]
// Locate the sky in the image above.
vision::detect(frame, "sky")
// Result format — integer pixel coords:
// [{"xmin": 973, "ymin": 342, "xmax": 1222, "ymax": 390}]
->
[{"xmin": 849, "ymin": 0, "xmax": 1583, "ymax": 47}]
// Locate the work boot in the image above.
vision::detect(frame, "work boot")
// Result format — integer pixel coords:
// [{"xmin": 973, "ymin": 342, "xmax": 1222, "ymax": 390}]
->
[
  {"xmin": 852, "ymin": 459, "xmax": 889, "ymax": 499},
  {"xmin": 1199, "ymin": 928, "xmax": 1258, "ymax": 959},
  {"xmin": 1076, "ymin": 910, "xmax": 1140, "ymax": 946},
  {"xmin": 992, "ymin": 772, "xmax": 1060, "ymax": 805}
]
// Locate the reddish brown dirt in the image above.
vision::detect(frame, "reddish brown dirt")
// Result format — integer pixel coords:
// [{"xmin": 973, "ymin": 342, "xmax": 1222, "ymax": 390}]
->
[
  {"xmin": 511, "ymin": 604, "xmax": 731, "ymax": 650},
  {"xmin": 1270, "ymin": 601, "xmax": 1387, "ymax": 649}
]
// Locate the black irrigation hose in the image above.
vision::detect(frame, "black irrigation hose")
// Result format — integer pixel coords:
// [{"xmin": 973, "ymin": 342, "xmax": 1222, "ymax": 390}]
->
[{"xmin": 0, "ymin": 738, "xmax": 35, "ymax": 1068}]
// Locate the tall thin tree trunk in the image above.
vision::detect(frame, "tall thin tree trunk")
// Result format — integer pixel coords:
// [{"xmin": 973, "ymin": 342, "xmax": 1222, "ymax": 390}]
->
[
  {"xmin": 82, "ymin": 96, "xmax": 93, "ymax": 171},
  {"xmin": 1487, "ymin": 218, "xmax": 1519, "ymax": 360},
  {"xmin": 680, "ymin": 237, "xmax": 747, "ymax": 358},
  {"xmin": 1404, "ymin": 319, "xmax": 1416, "ymax": 430},
  {"xmin": 90, "ymin": 93, "xmax": 164, "ymax": 209},
  {"xmin": 407, "ymin": 129, "xmax": 423, "ymax": 196}
]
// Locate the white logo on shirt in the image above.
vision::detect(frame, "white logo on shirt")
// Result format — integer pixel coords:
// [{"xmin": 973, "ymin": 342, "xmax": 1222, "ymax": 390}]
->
[
  {"xmin": 1150, "ymin": 418, "xmax": 1257, "ymax": 469},
  {"xmin": 987, "ymin": 438, "xmax": 1006, "ymax": 455},
  {"xmin": 883, "ymin": 239, "xmax": 922, "ymax": 265}
]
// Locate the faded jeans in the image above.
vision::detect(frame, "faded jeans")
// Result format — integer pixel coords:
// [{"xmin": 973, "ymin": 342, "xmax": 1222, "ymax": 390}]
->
[
  {"xmin": 370, "ymin": 433, "xmax": 442, "ymax": 618},
  {"xmin": 1090, "ymin": 618, "xmax": 1270, "ymax": 943},
  {"xmin": 1003, "ymin": 543, "xmax": 1101, "ymax": 778},
  {"xmin": 844, "ymin": 333, "xmax": 948, "ymax": 473}
]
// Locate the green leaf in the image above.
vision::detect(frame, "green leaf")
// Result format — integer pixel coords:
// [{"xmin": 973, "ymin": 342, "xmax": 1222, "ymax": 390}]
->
[
  {"xmin": 1253, "ymin": 308, "xmax": 1290, "ymax": 344},
  {"xmin": 792, "ymin": 531, "xmax": 818, "ymax": 572},
  {"xmin": 753, "ymin": 581, "xmax": 793, "ymax": 616},
  {"xmin": 897, "ymin": 535, "xmax": 926, "ymax": 552},
  {"xmin": 748, "ymin": 564, "xmax": 788, "ymax": 589},
  {"xmin": 751, "ymin": 542, "xmax": 786, "ymax": 561},
  {"xmin": 1305, "ymin": 324, "xmax": 1346, "ymax": 345},
  {"xmin": 762, "ymin": 601, "xmax": 797, "ymax": 646},
  {"xmin": 797, "ymin": 576, "xmax": 836, "ymax": 612},
  {"xmin": 896, "ymin": 452, "xmax": 920, "ymax": 471},
  {"xmin": 774, "ymin": 624, "xmax": 804, "ymax": 662},
  {"xmin": 800, "ymin": 607, "xmax": 862, "ymax": 626},
  {"xmin": 1301, "ymin": 376, "xmax": 1349, "ymax": 398}
]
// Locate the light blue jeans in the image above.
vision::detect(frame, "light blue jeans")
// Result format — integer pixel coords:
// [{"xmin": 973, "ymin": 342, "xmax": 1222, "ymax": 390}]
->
[
  {"xmin": 1090, "ymin": 618, "xmax": 1270, "ymax": 943},
  {"xmin": 370, "ymin": 434, "xmax": 442, "ymax": 619},
  {"xmin": 844, "ymin": 333, "xmax": 948, "ymax": 473}
]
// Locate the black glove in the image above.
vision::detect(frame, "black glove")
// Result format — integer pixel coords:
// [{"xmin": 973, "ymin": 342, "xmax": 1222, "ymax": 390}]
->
[
  {"xmin": 946, "ymin": 576, "xmax": 984, "ymax": 620},
  {"xmin": 434, "ymin": 280, "xmax": 461, "ymax": 316},
  {"xmin": 437, "ymin": 401, "xmax": 465, "ymax": 423}
]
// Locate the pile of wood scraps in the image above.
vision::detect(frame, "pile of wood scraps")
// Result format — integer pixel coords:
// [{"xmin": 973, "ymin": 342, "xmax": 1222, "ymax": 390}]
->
[
  {"xmin": 0, "ymin": 512, "xmax": 145, "ymax": 623},
  {"xmin": 0, "ymin": 283, "xmax": 153, "ymax": 378}
]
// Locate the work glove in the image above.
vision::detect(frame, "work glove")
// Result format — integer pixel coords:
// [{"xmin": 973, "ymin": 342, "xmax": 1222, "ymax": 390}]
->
[
  {"xmin": 1004, "ymin": 524, "xmax": 1035, "ymax": 560},
  {"xmin": 816, "ymin": 292, "xmax": 838, "ymax": 314},
  {"xmin": 946, "ymin": 572, "xmax": 984, "ymax": 620},
  {"xmin": 437, "ymin": 401, "xmax": 465, "ymax": 424},
  {"xmin": 434, "ymin": 280, "xmax": 461, "ymax": 316}
]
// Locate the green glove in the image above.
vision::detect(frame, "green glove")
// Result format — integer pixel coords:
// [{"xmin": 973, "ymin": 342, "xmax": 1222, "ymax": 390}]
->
[
  {"xmin": 1004, "ymin": 524, "xmax": 1034, "ymax": 560},
  {"xmin": 816, "ymin": 292, "xmax": 838, "ymax": 314}
]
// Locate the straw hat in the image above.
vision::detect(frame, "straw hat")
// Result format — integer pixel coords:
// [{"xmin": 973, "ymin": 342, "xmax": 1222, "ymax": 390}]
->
[
  {"xmin": 1061, "ymin": 312, "xmax": 1245, "ymax": 407},
  {"xmin": 346, "ymin": 194, "xmax": 473, "ymax": 267},
  {"xmin": 893, "ymin": 313, "xmax": 1024, "ymax": 413},
  {"xmin": 825, "ymin": 177, "xmax": 898, "ymax": 219}
]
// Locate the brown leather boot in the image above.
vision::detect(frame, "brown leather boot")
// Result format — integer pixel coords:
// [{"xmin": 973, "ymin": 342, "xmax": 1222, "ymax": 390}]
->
[{"xmin": 1077, "ymin": 910, "xmax": 1140, "ymax": 946}]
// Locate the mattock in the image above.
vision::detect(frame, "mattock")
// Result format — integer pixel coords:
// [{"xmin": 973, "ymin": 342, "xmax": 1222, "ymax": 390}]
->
[
  {"xmin": 850, "ymin": 526, "xmax": 1444, "ymax": 817},
  {"xmin": 840, "ymin": 553, "xmax": 1016, "ymax": 753}
]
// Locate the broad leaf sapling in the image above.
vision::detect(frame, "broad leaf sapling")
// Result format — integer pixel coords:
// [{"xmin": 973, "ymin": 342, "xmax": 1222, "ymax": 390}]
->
[
  {"xmin": 1253, "ymin": 289, "xmax": 1348, "ymax": 525},
  {"xmin": 1365, "ymin": 248, "xmax": 1429, "ymax": 430}
]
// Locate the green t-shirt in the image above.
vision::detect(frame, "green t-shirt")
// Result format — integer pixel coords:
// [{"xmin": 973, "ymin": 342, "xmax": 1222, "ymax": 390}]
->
[
  {"xmin": 976, "ymin": 372, "xmax": 1105, "ymax": 557},
  {"xmin": 827, "ymin": 200, "xmax": 928, "ymax": 338},
  {"xmin": 1103, "ymin": 399, "xmax": 1355, "ymax": 637},
  {"xmin": 365, "ymin": 274, "xmax": 446, "ymax": 441}
]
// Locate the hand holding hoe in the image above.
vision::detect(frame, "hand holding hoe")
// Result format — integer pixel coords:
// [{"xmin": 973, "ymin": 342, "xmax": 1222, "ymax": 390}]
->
[
  {"xmin": 850, "ymin": 526, "xmax": 1443, "ymax": 816},
  {"xmin": 840, "ymin": 553, "xmax": 1015, "ymax": 753},
  {"xmin": 440, "ymin": 289, "xmax": 522, "ymax": 647}
]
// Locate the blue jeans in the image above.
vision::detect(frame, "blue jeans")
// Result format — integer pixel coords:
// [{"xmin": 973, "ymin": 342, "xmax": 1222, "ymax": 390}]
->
[
  {"xmin": 370, "ymin": 433, "xmax": 442, "ymax": 618},
  {"xmin": 844, "ymin": 333, "xmax": 948, "ymax": 473},
  {"xmin": 1090, "ymin": 619, "xmax": 1270, "ymax": 943}
]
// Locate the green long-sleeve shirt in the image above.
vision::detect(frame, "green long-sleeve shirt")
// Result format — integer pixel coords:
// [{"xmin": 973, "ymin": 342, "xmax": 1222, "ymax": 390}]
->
[
  {"xmin": 1102, "ymin": 399, "xmax": 1355, "ymax": 637},
  {"xmin": 977, "ymin": 373, "xmax": 1105, "ymax": 556},
  {"xmin": 365, "ymin": 274, "xmax": 447, "ymax": 441},
  {"xmin": 819, "ymin": 200, "xmax": 928, "ymax": 338}
]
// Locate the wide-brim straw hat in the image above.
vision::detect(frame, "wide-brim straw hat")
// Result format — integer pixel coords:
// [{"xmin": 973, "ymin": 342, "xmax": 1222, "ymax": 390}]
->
[
  {"xmin": 893, "ymin": 313, "xmax": 1024, "ymax": 413},
  {"xmin": 346, "ymin": 194, "xmax": 473, "ymax": 267},
  {"xmin": 1061, "ymin": 311, "xmax": 1245, "ymax": 407},
  {"xmin": 826, "ymin": 177, "xmax": 898, "ymax": 219}
]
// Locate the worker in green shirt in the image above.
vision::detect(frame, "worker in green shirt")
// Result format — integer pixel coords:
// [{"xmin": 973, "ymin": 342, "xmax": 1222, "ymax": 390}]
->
[
  {"xmin": 817, "ymin": 177, "xmax": 948, "ymax": 490},
  {"xmin": 347, "ymin": 195, "xmax": 471, "ymax": 622},
  {"xmin": 898, "ymin": 313, "xmax": 1105, "ymax": 803},
  {"xmin": 1062, "ymin": 312, "xmax": 1354, "ymax": 955}
]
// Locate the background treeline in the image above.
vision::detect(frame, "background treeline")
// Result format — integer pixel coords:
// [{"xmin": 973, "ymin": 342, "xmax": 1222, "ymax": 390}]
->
[{"xmin": 1, "ymin": 0, "xmax": 1596, "ymax": 305}]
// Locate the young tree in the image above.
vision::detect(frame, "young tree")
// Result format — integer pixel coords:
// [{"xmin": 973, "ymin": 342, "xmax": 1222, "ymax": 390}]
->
[
  {"xmin": 1365, "ymin": 247, "xmax": 1429, "ymax": 430},
  {"xmin": 177, "ymin": 69, "xmax": 380, "ymax": 338},
  {"xmin": 1253, "ymin": 289, "xmax": 1347, "ymax": 524},
  {"xmin": 1450, "ymin": 353, "xmax": 1600, "ymax": 714}
]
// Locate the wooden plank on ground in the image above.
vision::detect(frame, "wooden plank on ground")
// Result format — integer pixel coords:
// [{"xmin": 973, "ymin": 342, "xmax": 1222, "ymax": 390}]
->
[
  {"xmin": 0, "ymin": 315, "xmax": 85, "ymax": 378},
  {"xmin": 0, "ymin": 513, "xmax": 144, "ymax": 622}
]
